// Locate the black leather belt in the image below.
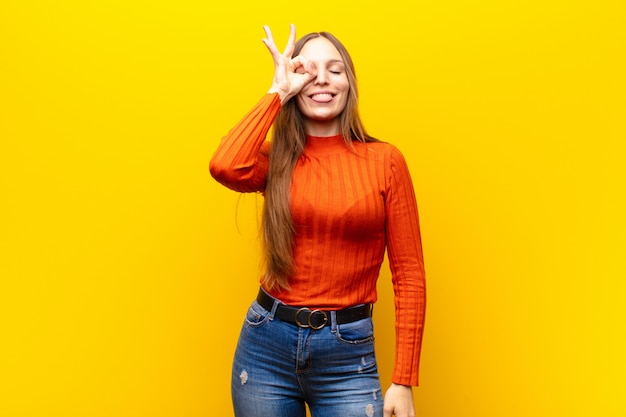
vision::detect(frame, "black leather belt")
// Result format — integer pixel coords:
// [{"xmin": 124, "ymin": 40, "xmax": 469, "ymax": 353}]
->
[{"xmin": 256, "ymin": 288, "xmax": 372, "ymax": 330}]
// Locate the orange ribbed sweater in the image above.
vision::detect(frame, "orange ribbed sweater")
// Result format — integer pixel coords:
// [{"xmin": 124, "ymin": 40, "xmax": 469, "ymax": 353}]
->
[{"xmin": 209, "ymin": 93, "xmax": 426, "ymax": 386}]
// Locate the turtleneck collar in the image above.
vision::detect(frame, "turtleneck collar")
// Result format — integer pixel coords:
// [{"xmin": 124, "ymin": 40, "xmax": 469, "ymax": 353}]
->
[{"xmin": 304, "ymin": 134, "xmax": 349, "ymax": 156}]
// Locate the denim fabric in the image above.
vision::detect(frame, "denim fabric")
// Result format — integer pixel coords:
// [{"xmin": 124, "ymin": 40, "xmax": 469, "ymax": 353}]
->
[{"xmin": 231, "ymin": 299, "xmax": 383, "ymax": 417}]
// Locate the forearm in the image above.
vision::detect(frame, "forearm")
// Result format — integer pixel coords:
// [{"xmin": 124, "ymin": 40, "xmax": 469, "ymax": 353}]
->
[{"xmin": 209, "ymin": 93, "xmax": 281, "ymax": 192}]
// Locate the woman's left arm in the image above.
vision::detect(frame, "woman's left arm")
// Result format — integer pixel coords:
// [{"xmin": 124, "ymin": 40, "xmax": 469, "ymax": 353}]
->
[{"xmin": 383, "ymin": 145, "xmax": 426, "ymax": 390}]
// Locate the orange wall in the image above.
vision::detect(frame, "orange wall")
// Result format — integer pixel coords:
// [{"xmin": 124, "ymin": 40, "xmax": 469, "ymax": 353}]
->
[{"xmin": 1, "ymin": 1, "xmax": 624, "ymax": 416}]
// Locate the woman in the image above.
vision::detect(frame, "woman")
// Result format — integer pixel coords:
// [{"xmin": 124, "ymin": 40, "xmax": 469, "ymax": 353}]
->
[{"xmin": 209, "ymin": 24, "xmax": 426, "ymax": 417}]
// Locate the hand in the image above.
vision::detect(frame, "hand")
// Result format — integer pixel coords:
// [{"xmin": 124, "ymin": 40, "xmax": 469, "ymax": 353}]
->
[
  {"xmin": 262, "ymin": 24, "xmax": 317, "ymax": 104},
  {"xmin": 383, "ymin": 383, "xmax": 416, "ymax": 417}
]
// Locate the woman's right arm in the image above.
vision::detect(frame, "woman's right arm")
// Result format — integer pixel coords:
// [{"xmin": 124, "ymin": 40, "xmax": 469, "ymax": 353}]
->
[
  {"xmin": 209, "ymin": 24, "xmax": 316, "ymax": 193},
  {"xmin": 209, "ymin": 93, "xmax": 281, "ymax": 193}
]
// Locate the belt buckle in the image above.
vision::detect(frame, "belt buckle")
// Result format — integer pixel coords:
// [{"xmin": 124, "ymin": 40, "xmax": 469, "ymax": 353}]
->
[{"xmin": 295, "ymin": 307, "xmax": 328, "ymax": 330}]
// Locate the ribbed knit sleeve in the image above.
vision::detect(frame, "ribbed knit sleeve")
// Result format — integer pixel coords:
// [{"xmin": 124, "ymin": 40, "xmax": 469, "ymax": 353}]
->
[
  {"xmin": 385, "ymin": 147, "xmax": 427, "ymax": 386},
  {"xmin": 209, "ymin": 93, "xmax": 281, "ymax": 193}
]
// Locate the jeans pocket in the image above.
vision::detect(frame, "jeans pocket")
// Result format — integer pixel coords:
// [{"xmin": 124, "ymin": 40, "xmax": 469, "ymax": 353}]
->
[
  {"xmin": 244, "ymin": 300, "xmax": 271, "ymax": 327},
  {"xmin": 335, "ymin": 317, "xmax": 375, "ymax": 345}
]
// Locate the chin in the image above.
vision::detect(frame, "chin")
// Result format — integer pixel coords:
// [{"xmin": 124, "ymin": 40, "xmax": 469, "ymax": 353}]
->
[{"xmin": 304, "ymin": 108, "xmax": 340, "ymax": 121}]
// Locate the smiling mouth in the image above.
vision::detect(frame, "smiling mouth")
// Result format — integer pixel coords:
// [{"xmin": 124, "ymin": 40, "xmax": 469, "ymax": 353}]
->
[{"xmin": 309, "ymin": 93, "xmax": 335, "ymax": 103}]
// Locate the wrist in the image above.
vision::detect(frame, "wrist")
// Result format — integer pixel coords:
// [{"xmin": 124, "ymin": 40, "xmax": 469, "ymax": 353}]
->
[{"xmin": 267, "ymin": 86, "xmax": 290, "ymax": 104}]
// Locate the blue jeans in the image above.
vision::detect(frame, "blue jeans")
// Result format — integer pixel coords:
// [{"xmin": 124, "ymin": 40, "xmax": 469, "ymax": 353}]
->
[{"xmin": 231, "ymin": 298, "xmax": 383, "ymax": 417}]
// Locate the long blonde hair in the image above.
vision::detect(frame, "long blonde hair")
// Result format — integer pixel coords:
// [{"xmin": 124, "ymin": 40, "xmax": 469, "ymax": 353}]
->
[{"xmin": 262, "ymin": 32, "xmax": 377, "ymax": 290}]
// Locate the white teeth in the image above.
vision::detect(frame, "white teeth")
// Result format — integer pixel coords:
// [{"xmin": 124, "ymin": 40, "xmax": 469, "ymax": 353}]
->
[{"xmin": 312, "ymin": 93, "xmax": 332, "ymax": 99}]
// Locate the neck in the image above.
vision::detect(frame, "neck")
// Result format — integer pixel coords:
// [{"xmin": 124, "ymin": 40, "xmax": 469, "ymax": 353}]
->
[{"xmin": 304, "ymin": 119, "xmax": 340, "ymax": 137}]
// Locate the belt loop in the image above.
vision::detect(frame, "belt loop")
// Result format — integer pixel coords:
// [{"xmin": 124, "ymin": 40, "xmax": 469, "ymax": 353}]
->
[
  {"xmin": 269, "ymin": 300, "xmax": 279, "ymax": 320},
  {"xmin": 330, "ymin": 310, "xmax": 338, "ymax": 333},
  {"xmin": 262, "ymin": 287, "xmax": 279, "ymax": 320},
  {"xmin": 269, "ymin": 299, "xmax": 279, "ymax": 320}
]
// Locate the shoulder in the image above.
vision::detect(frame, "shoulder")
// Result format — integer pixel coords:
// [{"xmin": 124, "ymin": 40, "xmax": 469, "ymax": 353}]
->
[
  {"xmin": 355, "ymin": 140, "xmax": 407, "ymax": 165},
  {"xmin": 359, "ymin": 141, "xmax": 415, "ymax": 190}
]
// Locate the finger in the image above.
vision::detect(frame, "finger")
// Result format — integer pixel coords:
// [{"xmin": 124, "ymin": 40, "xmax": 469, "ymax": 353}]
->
[
  {"xmin": 292, "ymin": 56, "xmax": 316, "ymax": 77},
  {"xmin": 306, "ymin": 60, "xmax": 317, "ymax": 77},
  {"xmin": 262, "ymin": 25, "xmax": 280, "ymax": 55},
  {"xmin": 291, "ymin": 55, "xmax": 306, "ymax": 71},
  {"xmin": 283, "ymin": 23, "xmax": 297, "ymax": 56},
  {"xmin": 383, "ymin": 399, "xmax": 395, "ymax": 417},
  {"xmin": 263, "ymin": 25, "xmax": 275, "ymax": 45}
]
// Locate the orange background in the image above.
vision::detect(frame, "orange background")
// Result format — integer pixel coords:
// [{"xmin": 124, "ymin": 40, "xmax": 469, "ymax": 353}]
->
[{"xmin": 1, "ymin": 1, "xmax": 625, "ymax": 416}]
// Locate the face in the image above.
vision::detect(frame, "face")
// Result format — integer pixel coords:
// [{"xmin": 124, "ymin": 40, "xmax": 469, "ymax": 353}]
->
[{"xmin": 295, "ymin": 37, "xmax": 350, "ymax": 135}]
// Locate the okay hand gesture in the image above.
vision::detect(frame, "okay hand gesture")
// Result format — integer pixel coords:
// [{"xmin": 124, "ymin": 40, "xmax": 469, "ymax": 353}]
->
[{"xmin": 262, "ymin": 24, "xmax": 317, "ymax": 104}]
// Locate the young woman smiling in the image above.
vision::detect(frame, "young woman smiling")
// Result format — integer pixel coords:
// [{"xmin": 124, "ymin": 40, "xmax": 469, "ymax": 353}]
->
[{"xmin": 210, "ymin": 24, "xmax": 426, "ymax": 417}]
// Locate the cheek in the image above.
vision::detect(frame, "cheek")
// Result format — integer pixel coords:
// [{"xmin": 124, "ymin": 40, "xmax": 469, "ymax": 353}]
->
[
  {"xmin": 338, "ymin": 76, "xmax": 350, "ymax": 91},
  {"xmin": 337, "ymin": 79, "xmax": 350, "ymax": 101},
  {"xmin": 295, "ymin": 94, "xmax": 307, "ymax": 112},
  {"xmin": 338, "ymin": 85, "xmax": 350, "ymax": 107}
]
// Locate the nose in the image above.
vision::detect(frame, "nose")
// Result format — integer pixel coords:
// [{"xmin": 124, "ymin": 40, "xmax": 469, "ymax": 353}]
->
[{"xmin": 313, "ymin": 68, "xmax": 329, "ymax": 85}]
